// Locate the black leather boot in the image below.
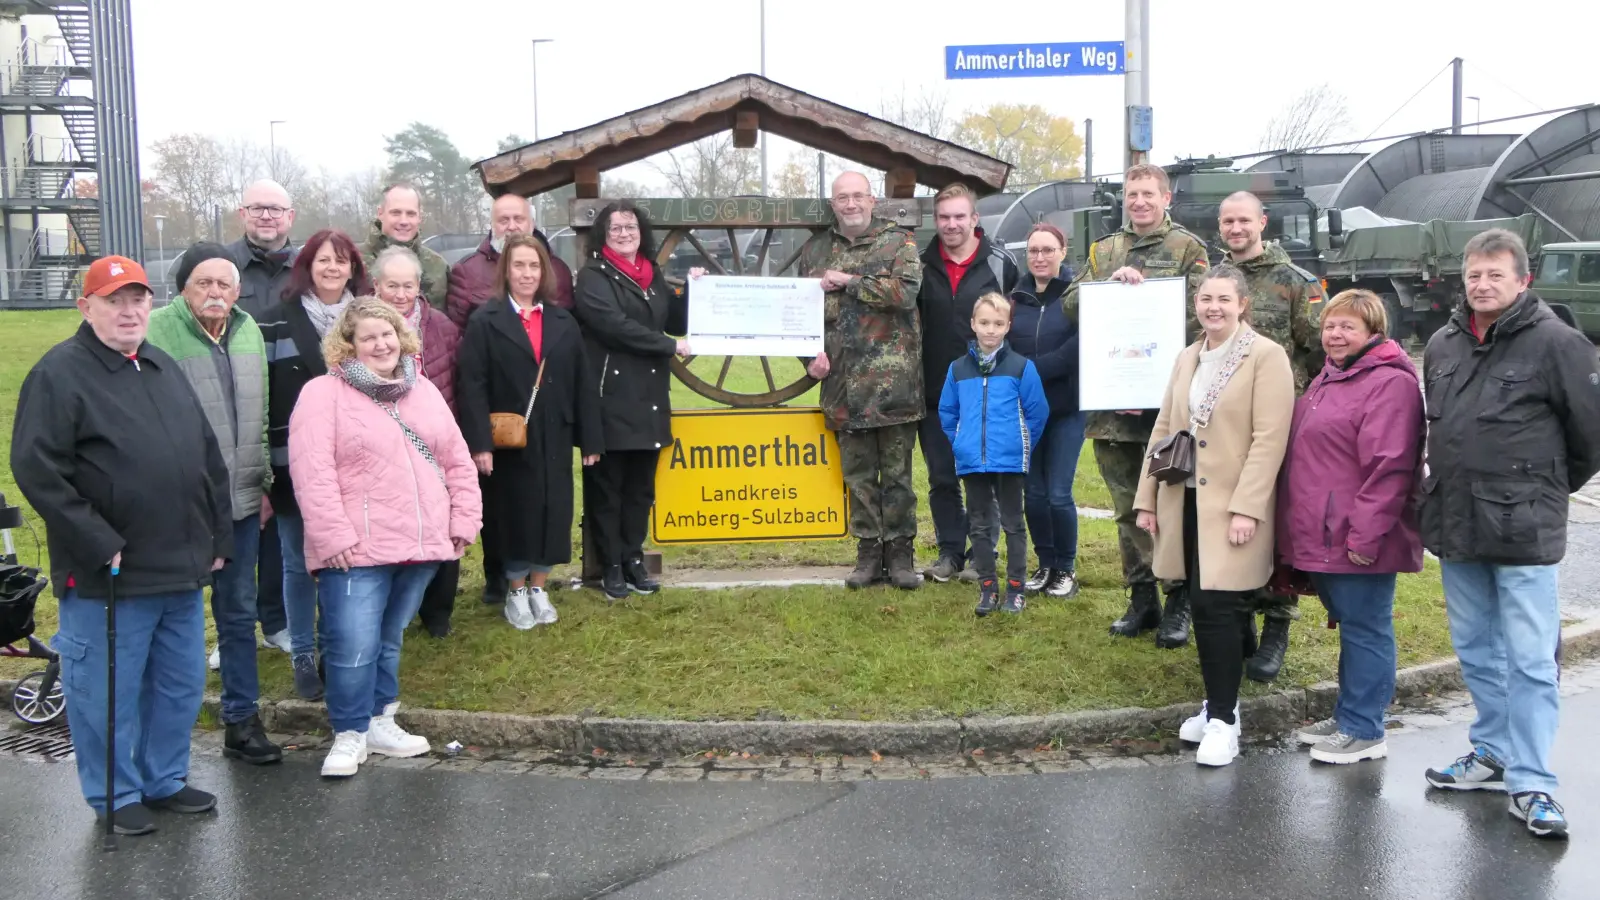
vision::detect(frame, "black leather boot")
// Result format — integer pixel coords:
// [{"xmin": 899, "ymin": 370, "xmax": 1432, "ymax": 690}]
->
[
  {"xmin": 1247, "ymin": 616, "xmax": 1290, "ymax": 682},
  {"xmin": 884, "ymin": 538, "xmax": 922, "ymax": 590},
  {"xmin": 1109, "ymin": 582, "xmax": 1161, "ymax": 637},
  {"xmin": 223, "ymin": 714, "xmax": 283, "ymax": 765},
  {"xmin": 846, "ymin": 540, "xmax": 884, "ymax": 590},
  {"xmin": 1154, "ymin": 585, "xmax": 1191, "ymax": 649}
]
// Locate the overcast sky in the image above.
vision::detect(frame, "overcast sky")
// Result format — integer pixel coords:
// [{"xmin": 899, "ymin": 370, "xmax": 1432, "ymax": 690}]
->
[{"xmin": 128, "ymin": 0, "xmax": 1593, "ymax": 191}]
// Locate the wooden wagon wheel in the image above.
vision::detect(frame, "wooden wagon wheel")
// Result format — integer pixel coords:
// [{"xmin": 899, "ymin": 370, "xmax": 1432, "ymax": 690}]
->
[{"xmin": 658, "ymin": 225, "xmax": 825, "ymax": 408}]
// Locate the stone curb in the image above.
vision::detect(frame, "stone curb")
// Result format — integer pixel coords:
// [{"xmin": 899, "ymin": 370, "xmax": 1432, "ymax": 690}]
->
[{"xmin": 8, "ymin": 617, "xmax": 1600, "ymax": 757}]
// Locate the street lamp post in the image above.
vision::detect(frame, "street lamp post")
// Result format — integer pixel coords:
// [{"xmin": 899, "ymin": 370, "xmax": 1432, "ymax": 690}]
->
[
  {"xmin": 759, "ymin": 0, "xmax": 767, "ymax": 197},
  {"xmin": 531, "ymin": 39, "xmax": 554, "ymax": 140},
  {"xmin": 1468, "ymin": 96, "xmax": 1481, "ymax": 134},
  {"xmin": 152, "ymin": 214, "xmax": 166, "ymax": 301},
  {"xmin": 269, "ymin": 120, "xmax": 286, "ymax": 179}
]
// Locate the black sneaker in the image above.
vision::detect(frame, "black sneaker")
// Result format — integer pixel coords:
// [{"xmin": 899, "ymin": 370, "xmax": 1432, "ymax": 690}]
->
[
  {"xmin": 975, "ymin": 579, "xmax": 1001, "ymax": 617},
  {"xmin": 1044, "ymin": 569, "xmax": 1079, "ymax": 598},
  {"xmin": 98, "ymin": 802, "xmax": 157, "ymax": 836},
  {"xmin": 143, "ymin": 785, "xmax": 217, "ymax": 814},
  {"xmin": 223, "ymin": 714, "xmax": 284, "ymax": 765},
  {"xmin": 624, "ymin": 556, "xmax": 660, "ymax": 595},
  {"xmin": 1025, "ymin": 566, "xmax": 1053, "ymax": 592},
  {"xmin": 1002, "ymin": 579, "xmax": 1027, "ymax": 614},
  {"xmin": 601, "ymin": 565, "xmax": 630, "ymax": 602}
]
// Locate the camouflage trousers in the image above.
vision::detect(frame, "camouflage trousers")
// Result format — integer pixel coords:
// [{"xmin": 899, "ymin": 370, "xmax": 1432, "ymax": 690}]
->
[
  {"xmin": 1252, "ymin": 587, "xmax": 1300, "ymax": 622},
  {"xmin": 837, "ymin": 423, "xmax": 919, "ymax": 542},
  {"xmin": 1093, "ymin": 440, "xmax": 1155, "ymax": 586}
]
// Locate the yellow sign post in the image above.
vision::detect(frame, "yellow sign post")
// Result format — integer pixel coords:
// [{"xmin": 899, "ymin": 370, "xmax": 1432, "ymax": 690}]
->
[{"xmin": 651, "ymin": 408, "xmax": 848, "ymax": 544}]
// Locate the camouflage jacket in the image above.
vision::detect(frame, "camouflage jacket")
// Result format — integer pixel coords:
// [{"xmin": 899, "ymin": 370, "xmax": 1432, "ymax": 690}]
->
[
  {"xmin": 799, "ymin": 219, "xmax": 925, "ymax": 431},
  {"xmin": 1234, "ymin": 242, "xmax": 1325, "ymax": 393},
  {"xmin": 1062, "ymin": 215, "xmax": 1209, "ymax": 442},
  {"xmin": 362, "ymin": 223, "xmax": 451, "ymax": 312}
]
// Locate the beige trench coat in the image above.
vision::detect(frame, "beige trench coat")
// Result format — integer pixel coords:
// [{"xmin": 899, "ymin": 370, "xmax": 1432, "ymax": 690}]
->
[{"xmin": 1133, "ymin": 325, "xmax": 1295, "ymax": 591}]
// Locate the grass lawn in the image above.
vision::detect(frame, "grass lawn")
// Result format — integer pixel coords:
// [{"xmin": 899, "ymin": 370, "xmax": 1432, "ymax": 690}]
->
[{"xmin": 0, "ymin": 308, "xmax": 1454, "ymax": 721}]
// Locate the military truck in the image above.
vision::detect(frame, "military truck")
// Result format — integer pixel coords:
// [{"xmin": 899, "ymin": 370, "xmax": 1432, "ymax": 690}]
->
[{"xmin": 1532, "ymin": 241, "xmax": 1600, "ymax": 338}]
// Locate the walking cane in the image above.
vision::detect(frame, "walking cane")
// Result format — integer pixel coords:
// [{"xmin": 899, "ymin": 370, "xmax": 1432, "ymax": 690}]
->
[{"xmin": 103, "ymin": 562, "xmax": 118, "ymax": 852}]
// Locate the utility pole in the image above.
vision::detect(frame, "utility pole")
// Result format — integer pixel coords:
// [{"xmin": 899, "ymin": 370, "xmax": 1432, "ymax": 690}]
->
[
  {"xmin": 817, "ymin": 151, "xmax": 825, "ymax": 199},
  {"xmin": 1450, "ymin": 57, "xmax": 1464, "ymax": 134},
  {"xmin": 1084, "ymin": 117, "xmax": 1094, "ymax": 181},
  {"xmin": 1468, "ymin": 95, "xmax": 1481, "ymax": 133},
  {"xmin": 269, "ymin": 120, "xmax": 285, "ymax": 180},
  {"xmin": 759, "ymin": 0, "xmax": 768, "ymax": 196},
  {"xmin": 532, "ymin": 38, "xmax": 554, "ymax": 140},
  {"xmin": 1124, "ymin": 0, "xmax": 1151, "ymax": 170}
]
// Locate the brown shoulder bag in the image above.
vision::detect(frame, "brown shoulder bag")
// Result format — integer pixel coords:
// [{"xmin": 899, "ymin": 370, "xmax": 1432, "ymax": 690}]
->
[
  {"xmin": 1146, "ymin": 430, "xmax": 1196, "ymax": 485},
  {"xmin": 489, "ymin": 356, "xmax": 547, "ymax": 450}
]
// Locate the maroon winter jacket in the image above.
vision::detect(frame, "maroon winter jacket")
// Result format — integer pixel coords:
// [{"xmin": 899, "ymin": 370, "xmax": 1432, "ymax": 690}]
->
[
  {"xmin": 1276, "ymin": 338, "xmax": 1425, "ymax": 574},
  {"xmin": 418, "ymin": 304, "xmax": 461, "ymax": 414},
  {"xmin": 445, "ymin": 231, "xmax": 574, "ymax": 328}
]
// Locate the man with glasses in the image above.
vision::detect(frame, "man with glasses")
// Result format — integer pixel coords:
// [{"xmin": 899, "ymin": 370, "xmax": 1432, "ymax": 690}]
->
[
  {"xmin": 364, "ymin": 183, "xmax": 450, "ymax": 311},
  {"xmin": 798, "ymin": 171, "xmax": 925, "ymax": 590},
  {"xmin": 915, "ymin": 183, "xmax": 1018, "ymax": 584},
  {"xmin": 225, "ymin": 180, "xmax": 298, "ymax": 319}
]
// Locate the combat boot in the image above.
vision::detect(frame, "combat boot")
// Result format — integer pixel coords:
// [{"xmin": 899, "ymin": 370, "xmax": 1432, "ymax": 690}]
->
[
  {"xmin": 1109, "ymin": 582, "xmax": 1161, "ymax": 638},
  {"xmin": 1154, "ymin": 585, "xmax": 1191, "ymax": 649},
  {"xmin": 1247, "ymin": 616, "xmax": 1291, "ymax": 682},
  {"xmin": 846, "ymin": 540, "xmax": 884, "ymax": 590},
  {"xmin": 885, "ymin": 537, "xmax": 922, "ymax": 590}
]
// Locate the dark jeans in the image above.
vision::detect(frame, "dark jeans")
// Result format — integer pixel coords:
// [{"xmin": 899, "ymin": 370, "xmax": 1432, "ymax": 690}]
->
[
  {"xmin": 1311, "ymin": 572, "xmax": 1398, "ymax": 741},
  {"xmin": 212, "ymin": 517, "xmax": 263, "ymax": 724},
  {"xmin": 918, "ymin": 414, "xmax": 995, "ymax": 558},
  {"xmin": 256, "ymin": 514, "xmax": 288, "ymax": 635},
  {"xmin": 417, "ymin": 559, "xmax": 461, "ymax": 630},
  {"xmin": 479, "ymin": 473, "xmax": 505, "ymax": 596},
  {"xmin": 584, "ymin": 448, "xmax": 660, "ymax": 567},
  {"xmin": 1025, "ymin": 412, "xmax": 1086, "ymax": 572},
  {"xmin": 1184, "ymin": 487, "xmax": 1253, "ymax": 725},
  {"xmin": 964, "ymin": 473, "xmax": 1027, "ymax": 583}
]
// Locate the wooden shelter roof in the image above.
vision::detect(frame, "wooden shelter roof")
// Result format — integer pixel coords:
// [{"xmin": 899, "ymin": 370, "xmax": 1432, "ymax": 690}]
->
[{"xmin": 474, "ymin": 74, "xmax": 1012, "ymax": 198}]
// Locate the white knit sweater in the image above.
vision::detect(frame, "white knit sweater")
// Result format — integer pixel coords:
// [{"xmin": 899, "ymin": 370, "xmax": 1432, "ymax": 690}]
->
[{"xmin": 1184, "ymin": 325, "xmax": 1241, "ymax": 487}]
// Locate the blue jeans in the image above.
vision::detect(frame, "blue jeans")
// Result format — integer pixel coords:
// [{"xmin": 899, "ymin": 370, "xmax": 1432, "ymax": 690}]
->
[
  {"xmin": 1310, "ymin": 572, "xmax": 1397, "ymax": 741},
  {"xmin": 1025, "ymin": 412, "xmax": 1086, "ymax": 572},
  {"xmin": 319, "ymin": 563, "xmax": 438, "ymax": 733},
  {"xmin": 52, "ymin": 589, "xmax": 206, "ymax": 815},
  {"xmin": 1440, "ymin": 561, "xmax": 1562, "ymax": 795},
  {"xmin": 212, "ymin": 517, "xmax": 262, "ymax": 724},
  {"xmin": 275, "ymin": 512, "xmax": 324, "ymax": 658}
]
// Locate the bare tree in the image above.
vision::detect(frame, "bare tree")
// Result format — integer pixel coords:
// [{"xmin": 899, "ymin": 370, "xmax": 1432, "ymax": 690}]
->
[
  {"xmin": 151, "ymin": 133, "xmax": 232, "ymax": 243},
  {"xmin": 650, "ymin": 135, "xmax": 760, "ymax": 197},
  {"xmin": 878, "ymin": 84, "xmax": 955, "ymax": 141},
  {"xmin": 1258, "ymin": 84, "xmax": 1353, "ymax": 152}
]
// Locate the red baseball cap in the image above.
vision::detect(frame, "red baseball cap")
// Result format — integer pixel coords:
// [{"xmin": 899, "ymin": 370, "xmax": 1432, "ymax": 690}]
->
[{"xmin": 83, "ymin": 256, "xmax": 151, "ymax": 297}]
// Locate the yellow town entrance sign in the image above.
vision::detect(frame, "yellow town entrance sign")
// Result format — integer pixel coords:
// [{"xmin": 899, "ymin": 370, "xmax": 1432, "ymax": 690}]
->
[{"xmin": 651, "ymin": 408, "xmax": 848, "ymax": 544}]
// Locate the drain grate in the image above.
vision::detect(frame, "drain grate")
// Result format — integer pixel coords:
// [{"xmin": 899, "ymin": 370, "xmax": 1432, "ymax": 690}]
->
[{"xmin": 0, "ymin": 722, "xmax": 75, "ymax": 760}]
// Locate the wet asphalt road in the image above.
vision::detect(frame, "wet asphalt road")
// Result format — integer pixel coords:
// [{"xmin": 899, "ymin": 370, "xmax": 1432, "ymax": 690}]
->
[{"xmin": 5, "ymin": 691, "xmax": 1599, "ymax": 900}]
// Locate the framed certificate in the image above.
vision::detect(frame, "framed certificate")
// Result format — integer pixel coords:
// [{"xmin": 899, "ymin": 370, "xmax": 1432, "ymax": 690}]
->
[
  {"xmin": 687, "ymin": 275, "xmax": 825, "ymax": 357},
  {"xmin": 1077, "ymin": 276, "xmax": 1188, "ymax": 411}
]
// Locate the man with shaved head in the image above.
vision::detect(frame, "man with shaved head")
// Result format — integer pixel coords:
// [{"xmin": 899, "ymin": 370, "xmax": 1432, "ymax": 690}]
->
[
  {"xmin": 226, "ymin": 180, "xmax": 299, "ymax": 319},
  {"xmin": 1217, "ymin": 189, "xmax": 1326, "ymax": 682},
  {"xmin": 798, "ymin": 171, "xmax": 925, "ymax": 590},
  {"xmin": 363, "ymin": 183, "xmax": 451, "ymax": 310}
]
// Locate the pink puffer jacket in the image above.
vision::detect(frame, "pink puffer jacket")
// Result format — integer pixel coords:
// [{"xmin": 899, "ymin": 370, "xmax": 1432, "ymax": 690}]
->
[{"xmin": 288, "ymin": 373, "xmax": 482, "ymax": 571}]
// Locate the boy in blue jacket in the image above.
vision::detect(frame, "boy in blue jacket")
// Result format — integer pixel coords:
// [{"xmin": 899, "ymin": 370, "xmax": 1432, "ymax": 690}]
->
[{"xmin": 939, "ymin": 292, "xmax": 1050, "ymax": 615}]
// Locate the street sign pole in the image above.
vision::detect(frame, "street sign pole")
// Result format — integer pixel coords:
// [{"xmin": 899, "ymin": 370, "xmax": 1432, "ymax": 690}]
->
[{"xmin": 1124, "ymin": 0, "xmax": 1150, "ymax": 169}]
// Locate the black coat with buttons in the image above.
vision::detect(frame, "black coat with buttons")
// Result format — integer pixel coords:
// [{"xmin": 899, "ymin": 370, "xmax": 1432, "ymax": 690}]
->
[
  {"xmin": 1421, "ymin": 291, "xmax": 1600, "ymax": 566},
  {"xmin": 573, "ymin": 254, "xmax": 689, "ymax": 452}
]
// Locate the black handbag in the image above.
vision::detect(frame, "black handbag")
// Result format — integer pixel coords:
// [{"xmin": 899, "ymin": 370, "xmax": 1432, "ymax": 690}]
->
[{"xmin": 1146, "ymin": 430, "xmax": 1196, "ymax": 485}]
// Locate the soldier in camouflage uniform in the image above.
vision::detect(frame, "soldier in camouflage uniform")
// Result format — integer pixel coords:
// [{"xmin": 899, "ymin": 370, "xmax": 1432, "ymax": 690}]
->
[
  {"xmin": 799, "ymin": 171, "xmax": 925, "ymax": 591},
  {"xmin": 1062, "ymin": 165, "xmax": 1208, "ymax": 644},
  {"xmin": 362, "ymin": 185, "xmax": 451, "ymax": 311},
  {"xmin": 1219, "ymin": 191, "xmax": 1327, "ymax": 681}
]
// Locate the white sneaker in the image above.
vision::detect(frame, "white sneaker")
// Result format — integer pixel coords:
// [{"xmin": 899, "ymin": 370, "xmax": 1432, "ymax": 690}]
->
[
  {"xmin": 321, "ymin": 730, "xmax": 368, "ymax": 778},
  {"xmin": 208, "ymin": 647, "xmax": 221, "ymax": 671},
  {"xmin": 504, "ymin": 586, "xmax": 537, "ymax": 630},
  {"xmin": 260, "ymin": 629, "xmax": 293, "ymax": 653},
  {"xmin": 1179, "ymin": 701, "xmax": 1239, "ymax": 743},
  {"xmin": 1195, "ymin": 717, "xmax": 1241, "ymax": 767},
  {"xmin": 366, "ymin": 702, "xmax": 430, "ymax": 758},
  {"xmin": 531, "ymin": 588, "xmax": 558, "ymax": 625}
]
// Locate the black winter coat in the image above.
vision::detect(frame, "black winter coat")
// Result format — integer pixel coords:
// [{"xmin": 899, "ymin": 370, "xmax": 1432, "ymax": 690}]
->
[
  {"xmin": 11, "ymin": 323, "xmax": 233, "ymax": 599},
  {"xmin": 457, "ymin": 300, "xmax": 604, "ymax": 566},
  {"xmin": 917, "ymin": 227, "xmax": 1019, "ymax": 409},
  {"xmin": 1008, "ymin": 276, "xmax": 1080, "ymax": 420},
  {"xmin": 225, "ymin": 237, "xmax": 298, "ymax": 319},
  {"xmin": 257, "ymin": 299, "xmax": 328, "ymax": 515},
  {"xmin": 1421, "ymin": 291, "xmax": 1600, "ymax": 565},
  {"xmin": 572, "ymin": 255, "xmax": 688, "ymax": 451}
]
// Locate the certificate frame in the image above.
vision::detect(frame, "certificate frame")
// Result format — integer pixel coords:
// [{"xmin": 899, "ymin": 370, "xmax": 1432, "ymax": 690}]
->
[
  {"xmin": 1077, "ymin": 276, "xmax": 1188, "ymax": 411},
  {"xmin": 686, "ymin": 274, "xmax": 825, "ymax": 357}
]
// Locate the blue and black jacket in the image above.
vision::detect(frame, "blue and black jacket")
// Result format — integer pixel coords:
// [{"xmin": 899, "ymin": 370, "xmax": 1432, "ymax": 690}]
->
[{"xmin": 938, "ymin": 340, "xmax": 1050, "ymax": 476}]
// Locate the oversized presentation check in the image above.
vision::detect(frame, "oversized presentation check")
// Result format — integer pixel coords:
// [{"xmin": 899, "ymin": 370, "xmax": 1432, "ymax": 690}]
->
[
  {"xmin": 1077, "ymin": 276, "xmax": 1188, "ymax": 411},
  {"xmin": 687, "ymin": 275, "xmax": 824, "ymax": 357}
]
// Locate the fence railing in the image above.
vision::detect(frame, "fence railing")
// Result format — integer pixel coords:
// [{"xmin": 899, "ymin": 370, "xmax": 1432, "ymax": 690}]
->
[{"xmin": 0, "ymin": 265, "xmax": 87, "ymax": 309}]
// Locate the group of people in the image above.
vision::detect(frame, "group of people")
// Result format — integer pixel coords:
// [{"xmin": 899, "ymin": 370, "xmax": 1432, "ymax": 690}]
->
[{"xmin": 9, "ymin": 161, "xmax": 1599, "ymax": 843}]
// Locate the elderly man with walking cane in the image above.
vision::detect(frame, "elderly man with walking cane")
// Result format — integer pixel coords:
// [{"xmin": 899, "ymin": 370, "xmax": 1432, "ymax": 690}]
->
[{"xmin": 11, "ymin": 256, "xmax": 232, "ymax": 837}]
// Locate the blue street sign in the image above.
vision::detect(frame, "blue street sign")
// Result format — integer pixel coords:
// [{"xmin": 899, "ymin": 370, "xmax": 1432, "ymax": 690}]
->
[{"xmin": 945, "ymin": 42, "xmax": 1124, "ymax": 80}]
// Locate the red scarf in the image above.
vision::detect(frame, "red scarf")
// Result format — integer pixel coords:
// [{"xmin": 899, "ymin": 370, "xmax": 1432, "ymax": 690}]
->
[{"xmin": 603, "ymin": 246, "xmax": 654, "ymax": 290}]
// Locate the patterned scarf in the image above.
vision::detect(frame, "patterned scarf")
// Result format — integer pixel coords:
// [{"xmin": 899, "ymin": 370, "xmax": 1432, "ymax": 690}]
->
[
  {"xmin": 1191, "ymin": 326, "xmax": 1256, "ymax": 430},
  {"xmin": 302, "ymin": 290, "xmax": 352, "ymax": 338},
  {"xmin": 975, "ymin": 344, "xmax": 1002, "ymax": 374},
  {"xmin": 338, "ymin": 356, "xmax": 444, "ymax": 483}
]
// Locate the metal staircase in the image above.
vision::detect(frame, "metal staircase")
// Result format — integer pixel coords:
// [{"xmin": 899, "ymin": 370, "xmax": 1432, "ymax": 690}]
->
[{"xmin": 52, "ymin": 3, "xmax": 93, "ymax": 68}]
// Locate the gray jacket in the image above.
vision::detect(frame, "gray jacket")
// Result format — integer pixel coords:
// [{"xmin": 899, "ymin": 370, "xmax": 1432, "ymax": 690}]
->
[
  {"xmin": 1420, "ymin": 292, "xmax": 1600, "ymax": 565},
  {"xmin": 226, "ymin": 236, "xmax": 299, "ymax": 319}
]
